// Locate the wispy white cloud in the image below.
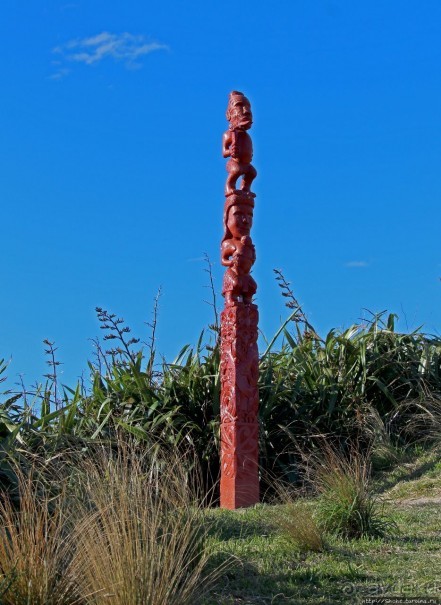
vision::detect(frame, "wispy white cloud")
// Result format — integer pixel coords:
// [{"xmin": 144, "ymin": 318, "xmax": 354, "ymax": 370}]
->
[
  {"xmin": 48, "ymin": 67, "xmax": 71, "ymax": 80},
  {"xmin": 52, "ymin": 31, "xmax": 168, "ymax": 76},
  {"xmin": 345, "ymin": 260, "xmax": 369, "ymax": 268}
]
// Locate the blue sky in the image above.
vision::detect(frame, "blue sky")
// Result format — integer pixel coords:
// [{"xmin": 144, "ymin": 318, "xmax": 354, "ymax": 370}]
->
[{"xmin": 1, "ymin": 1, "xmax": 440, "ymax": 391}]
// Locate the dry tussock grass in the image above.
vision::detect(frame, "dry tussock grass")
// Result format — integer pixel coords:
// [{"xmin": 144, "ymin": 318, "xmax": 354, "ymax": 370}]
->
[
  {"xmin": 0, "ymin": 464, "xmax": 78, "ymax": 605},
  {"xmin": 0, "ymin": 440, "xmax": 224, "ymax": 605}
]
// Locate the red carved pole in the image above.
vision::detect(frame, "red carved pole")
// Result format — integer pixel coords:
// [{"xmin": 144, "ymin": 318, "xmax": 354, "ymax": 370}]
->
[{"xmin": 220, "ymin": 91, "xmax": 259, "ymax": 509}]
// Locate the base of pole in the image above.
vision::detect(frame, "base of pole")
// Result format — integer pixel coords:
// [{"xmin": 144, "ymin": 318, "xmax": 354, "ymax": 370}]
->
[{"xmin": 220, "ymin": 420, "xmax": 259, "ymax": 509}]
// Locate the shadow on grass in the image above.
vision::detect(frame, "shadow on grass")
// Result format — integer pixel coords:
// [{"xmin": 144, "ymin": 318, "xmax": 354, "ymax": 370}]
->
[
  {"xmin": 208, "ymin": 509, "xmax": 273, "ymax": 542},
  {"xmin": 204, "ymin": 565, "xmax": 367, "ymax": 605}
]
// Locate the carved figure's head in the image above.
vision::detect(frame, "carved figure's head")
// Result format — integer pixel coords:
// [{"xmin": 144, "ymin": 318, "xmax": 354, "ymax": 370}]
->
[
  {"xmin": 226, "ymin": 90, "xmax": 253, "ymax": 130},
  {"xmin": 224, "ymin": 202, "xmax": 254, "ymax": 241}
]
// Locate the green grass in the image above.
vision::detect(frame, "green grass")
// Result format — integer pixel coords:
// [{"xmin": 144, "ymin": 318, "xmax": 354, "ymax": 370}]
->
[
  {"xmin": 203, "ymin": 451, "xmax": 441, "ymax": 604},
  {"xmin": 204, "ymin": 503, "xmax": 441, "ymax": 604}
]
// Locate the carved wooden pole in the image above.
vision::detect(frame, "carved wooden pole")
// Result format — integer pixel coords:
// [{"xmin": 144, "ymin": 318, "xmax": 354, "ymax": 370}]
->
[{"xmin": 220, "ymin": 91, "xmax": 259, "ymax": 509}]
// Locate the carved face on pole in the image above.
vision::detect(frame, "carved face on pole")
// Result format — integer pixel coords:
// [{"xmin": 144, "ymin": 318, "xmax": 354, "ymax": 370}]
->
[
  {"xmin": 226, "ymin": 204, "xmax": 253, "ymax": 239},
  {"xmin": 226, "ymin": 91, "xmax": 253, "ymax": 131}
]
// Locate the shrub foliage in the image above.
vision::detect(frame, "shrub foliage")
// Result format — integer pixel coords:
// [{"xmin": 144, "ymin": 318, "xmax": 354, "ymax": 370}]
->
[{"xmin": 1, "ymin": 275, "xmax": 440, "ymax": 493}]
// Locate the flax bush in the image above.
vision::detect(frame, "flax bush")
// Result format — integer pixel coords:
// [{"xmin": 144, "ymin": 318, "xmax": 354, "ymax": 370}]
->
[{"xmin": 1, "ymin": 275, "xmax": 440, "ymax": 494}]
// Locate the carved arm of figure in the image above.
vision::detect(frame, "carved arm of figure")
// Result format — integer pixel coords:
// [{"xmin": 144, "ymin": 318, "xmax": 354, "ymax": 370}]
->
[
  {"xmin": 222, "ymin": 130, "xmax": 237, "ymax": 159},
  {"xmin": 221, "ymin": 239, "xmax": 237, "ymax": 267}
]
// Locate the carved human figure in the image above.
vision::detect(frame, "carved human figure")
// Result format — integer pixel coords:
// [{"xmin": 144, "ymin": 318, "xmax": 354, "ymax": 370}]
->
[
  {"xmin": 221, "ymin": 199, "xmax": 254, "ymax": 267},
  {"xmin": 223, "ymin": 91, "xmax": 257, "ymax": 196},
  {"xmin": 222, "ymin": 236, "xmax": 257, "ymax": 305}
]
